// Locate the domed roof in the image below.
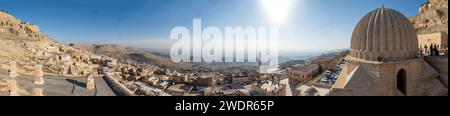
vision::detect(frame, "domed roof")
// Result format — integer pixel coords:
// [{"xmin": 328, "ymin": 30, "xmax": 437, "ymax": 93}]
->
[{"xmin": 349, "ymin": 8, "xmax": 419, "ymax": 62}]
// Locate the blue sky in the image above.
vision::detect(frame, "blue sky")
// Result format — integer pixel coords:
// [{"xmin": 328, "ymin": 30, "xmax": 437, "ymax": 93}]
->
[{"xmin": 0, "ymin": 0, "xmax": 427, "ymax": 54}]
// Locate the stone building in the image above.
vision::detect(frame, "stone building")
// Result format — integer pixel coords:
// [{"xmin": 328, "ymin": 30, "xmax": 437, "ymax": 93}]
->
[
  {"xmin": 310, "ymin": 57, "xmax": 338, "ymax": 72},
  {"xmin": 331, "ymin": 8, "xmax": 447, "ymax": 96},
  {"xmin": 173, "ymin": 75, "xmax": 188, "ymax": 84},
  {"xmin": 288, "ymin": 64, "xmax": 319, "ymax": 86},
  {"xmin": 232, "ymin": 76, "xmax": 251, "ymax": 84},
  {"xmin": 197, "ymin": 74, "xmax": 217, "ymax": 86}
]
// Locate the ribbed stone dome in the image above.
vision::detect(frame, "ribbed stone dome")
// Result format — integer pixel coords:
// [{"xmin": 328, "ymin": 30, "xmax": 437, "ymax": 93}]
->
[{"xmin": 349, "ymin": 8, "xmax": 419, "ymax": 62}]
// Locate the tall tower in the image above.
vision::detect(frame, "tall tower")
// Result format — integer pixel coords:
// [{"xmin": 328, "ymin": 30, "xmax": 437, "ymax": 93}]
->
[
  {"xmin": 257, "ymin": 52, "xmax": 262, "ymax": 73},
  {"xmin": 258, "ymin": 52, "xmax": 262, "ymax": 68}
]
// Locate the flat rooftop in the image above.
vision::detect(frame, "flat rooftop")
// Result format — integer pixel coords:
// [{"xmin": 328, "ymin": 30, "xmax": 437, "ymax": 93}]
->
[
  {"xmin": 0, "ymin": 69, "xmax": 115, "ymax": 96},
  {"xmin": 291, "ymin": 64, "xmax": 319, "ymax": 73}
]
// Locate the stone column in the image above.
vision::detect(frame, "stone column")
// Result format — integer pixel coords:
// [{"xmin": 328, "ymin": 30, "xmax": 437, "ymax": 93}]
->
[
  {"xmin": 8, "ymin": 61, "xmax": 19, "ymax": 78},
  {"xmin": 86, "ymin": 74, "xmax": 95, "ymax": 90},
  {"xmin": 32, "ymin": 88, "xmax": 44, "ymax": 96},
  {"xmin": 33, "ymin": 65, "xmax": 44, "ymax": 85},
  {"xmin": 0, "ymin": 79, "xmax": 7, "ymax": 92},
  {"xmin": 7, "ymin": 79, "xmax": 20, "ymax": 96}
]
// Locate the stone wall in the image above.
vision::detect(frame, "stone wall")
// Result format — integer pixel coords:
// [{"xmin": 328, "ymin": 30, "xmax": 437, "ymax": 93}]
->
[
  {"xmin": 1, "ymin": 11, "xmax": 47, "ymax": 39},
  {"xmin": 424, "ymin": 56, "xmax": 448, "ymax": 87},
  {"xmin": 331, "ymin": 59, "xmax": 432, "ymax": 96},
  {"xmin": 103, "ymin": 73, "xmax": 134, "ymax": 96},
  {"xmin": 0, "ymin": 12, "xmax": 21, "ymax": 25},
  {"xmin": 418, "ymin": 32, "xmax": 448, "ymax": 50}
]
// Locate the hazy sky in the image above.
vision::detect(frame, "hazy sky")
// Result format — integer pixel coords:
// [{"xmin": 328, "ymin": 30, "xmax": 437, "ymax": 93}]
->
[{"xmin": 0, "ymin": 0, "xmax": 427, "ymax": 53}]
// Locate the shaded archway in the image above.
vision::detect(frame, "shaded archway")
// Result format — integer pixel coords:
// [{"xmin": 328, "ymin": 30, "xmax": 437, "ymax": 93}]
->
[{"xmin": 397, "ymin": 69, "xmax": 407, "ymax": 95}]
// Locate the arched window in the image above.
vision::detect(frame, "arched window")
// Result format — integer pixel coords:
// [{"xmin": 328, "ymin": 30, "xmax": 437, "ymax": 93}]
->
[{"xmin": 397, "ymin": 69, "xmax": 407, "ymax": 95}]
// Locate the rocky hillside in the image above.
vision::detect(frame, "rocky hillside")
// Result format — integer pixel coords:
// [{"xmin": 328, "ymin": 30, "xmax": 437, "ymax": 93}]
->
[
  {"xmin": 0, "ymin": 10, "xmax": 57, "ymax": 64},
  {"xmin": 1, "ymin": 9, "xmax": 188, "ymax": 70},
  {"xmin": 411, "ymin": 0, "xmax": 448, "ymax": 34},
  {"xmin": 71, "ymin": 44, "xmax": 190, "ymax": 69},
  {"xmin": 71, "ymin": 44, "xmax": 134, "ymax": 60},
  {"xmin": 0, "ymin": 10, "xmax": 189, "ymax": 78}
]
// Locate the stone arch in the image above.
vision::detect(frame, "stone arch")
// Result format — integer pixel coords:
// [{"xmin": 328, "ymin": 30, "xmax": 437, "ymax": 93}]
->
[
  {"xmin": 357, "ymin": 50, "xmax": 362, "ymax": 59},
  {"xmin": 350, "ymin": 50, "xmax": 355, "ymax": 57},
  {"xmin": 363, "ymin": 51, "xmax": 368, "ymax": 60},
  {"xmin": 396, "ymin": 68, "xmax": 407, "ymax": 95}
]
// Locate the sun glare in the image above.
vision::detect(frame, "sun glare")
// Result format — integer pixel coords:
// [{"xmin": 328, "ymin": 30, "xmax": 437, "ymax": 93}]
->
[{"xmin": 260, "ymin": 0, "xmax": 295, "ymax": 26}]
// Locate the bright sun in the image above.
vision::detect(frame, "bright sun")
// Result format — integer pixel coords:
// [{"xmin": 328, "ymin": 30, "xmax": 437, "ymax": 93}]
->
[{"xmin": 260, "ymin": 0, "xmax": 295, "ymax": 26}]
